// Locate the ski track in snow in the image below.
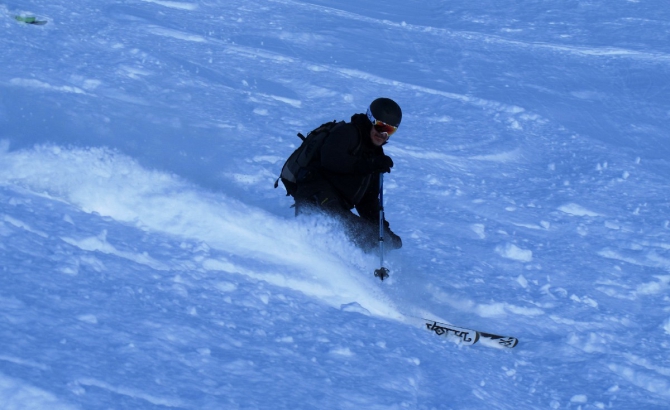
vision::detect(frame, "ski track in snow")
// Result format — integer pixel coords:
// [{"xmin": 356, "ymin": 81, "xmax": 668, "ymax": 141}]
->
[{"xmin": 271, "ymin": 0, "xmax": 670, "ymax": 64}]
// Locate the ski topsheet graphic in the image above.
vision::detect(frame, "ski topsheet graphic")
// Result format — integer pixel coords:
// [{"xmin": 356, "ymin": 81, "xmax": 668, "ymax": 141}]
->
[{"xmin": 423, "ymin": 319, "xmax": 519, "ymax": 349}]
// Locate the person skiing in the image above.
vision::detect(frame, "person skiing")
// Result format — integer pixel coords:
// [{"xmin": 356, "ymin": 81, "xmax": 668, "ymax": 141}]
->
[{"xmin": 293, "ymin": 97, "xmax": 403, "ymax": 251}]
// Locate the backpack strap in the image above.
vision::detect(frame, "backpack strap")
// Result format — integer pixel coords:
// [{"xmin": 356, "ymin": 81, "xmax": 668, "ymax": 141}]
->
[{"xmin": 349, "ymin": 122, "xmax": 365, "ymax": 156}]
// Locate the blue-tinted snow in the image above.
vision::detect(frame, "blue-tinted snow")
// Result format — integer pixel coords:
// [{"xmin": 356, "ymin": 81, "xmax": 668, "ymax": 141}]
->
[{"xmin": 1, "ymin": 0, "xmax": 670, "ymax": 408}]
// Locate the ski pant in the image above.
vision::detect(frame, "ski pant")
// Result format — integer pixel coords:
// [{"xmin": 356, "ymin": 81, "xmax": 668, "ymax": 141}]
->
[{"xmin": 293, "ymin": 178, "xmax": 383, "ymax": 252}]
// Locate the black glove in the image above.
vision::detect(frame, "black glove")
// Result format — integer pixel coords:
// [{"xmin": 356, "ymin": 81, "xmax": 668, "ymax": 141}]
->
[
  {"xmin": 387, "ymin": 230, "xmax": 402, "ymax": 249},
  {"xmin": 383, "ymin": 220, "xmax": 402, "ymax": 249},
  {"xmin": 354, "ymin": 155, "xmax": 394, "ymax": 174}
]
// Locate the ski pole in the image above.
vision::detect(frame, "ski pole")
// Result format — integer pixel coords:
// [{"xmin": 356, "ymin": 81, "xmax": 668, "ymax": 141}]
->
[{"xmin": 374, "ymin": 174, "xmax": 390, "ymax": 281}]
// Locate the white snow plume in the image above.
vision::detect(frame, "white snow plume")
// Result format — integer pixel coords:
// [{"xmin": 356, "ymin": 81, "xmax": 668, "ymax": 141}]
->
[{"xmin": 0, "ymin": 144, "xmax": 401, "ymax": 319}]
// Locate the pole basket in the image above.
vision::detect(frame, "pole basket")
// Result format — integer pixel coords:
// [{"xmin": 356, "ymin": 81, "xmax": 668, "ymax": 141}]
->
[{"xmin": 374, "ymin": 267, "xmax": 390, "ymax": 281}]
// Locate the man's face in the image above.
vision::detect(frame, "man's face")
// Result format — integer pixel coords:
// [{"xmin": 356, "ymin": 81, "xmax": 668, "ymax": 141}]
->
[{"xmin": 370, "ymin": 127, "xmax": 389, "ymax": 147}]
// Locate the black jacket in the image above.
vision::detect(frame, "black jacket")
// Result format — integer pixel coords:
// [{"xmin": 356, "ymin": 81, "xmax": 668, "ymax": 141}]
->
[{"xmin": 317, "ymin": 113, "xmax": 384, "ymax": 217}]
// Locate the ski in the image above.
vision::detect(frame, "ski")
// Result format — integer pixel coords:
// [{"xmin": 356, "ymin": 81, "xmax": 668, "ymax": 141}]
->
[{"xmin": 423, "ymin": 319, "xmax": 519, "ymax": 349}]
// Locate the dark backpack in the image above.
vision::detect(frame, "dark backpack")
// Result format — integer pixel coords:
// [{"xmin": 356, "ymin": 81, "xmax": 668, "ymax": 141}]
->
[{"xmin": 275, "ymin": 120, "xmax": 345, "ymax": 196}]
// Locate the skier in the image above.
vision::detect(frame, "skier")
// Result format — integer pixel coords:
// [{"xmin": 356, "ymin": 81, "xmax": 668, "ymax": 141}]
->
[{"xmin": 293, "ymin": 97, "xmax": 403, "ymax": 251}]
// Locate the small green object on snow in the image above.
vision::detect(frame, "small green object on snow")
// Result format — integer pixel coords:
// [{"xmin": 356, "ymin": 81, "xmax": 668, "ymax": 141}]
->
[{"xmin": 15, "ymin": 15, "xmax": 47, "ymax": 25}]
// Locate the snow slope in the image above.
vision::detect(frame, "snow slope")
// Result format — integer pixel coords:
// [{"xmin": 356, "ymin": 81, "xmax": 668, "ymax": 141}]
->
[{"xmin": 2, "ymin": 0, "xmax": 670, "ymax": 408}]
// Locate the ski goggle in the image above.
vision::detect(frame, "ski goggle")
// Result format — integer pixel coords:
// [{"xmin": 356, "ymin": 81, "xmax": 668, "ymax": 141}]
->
[{"xmin": 367, "ymin": 108, "xmax": 398, "ymax": 137}]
